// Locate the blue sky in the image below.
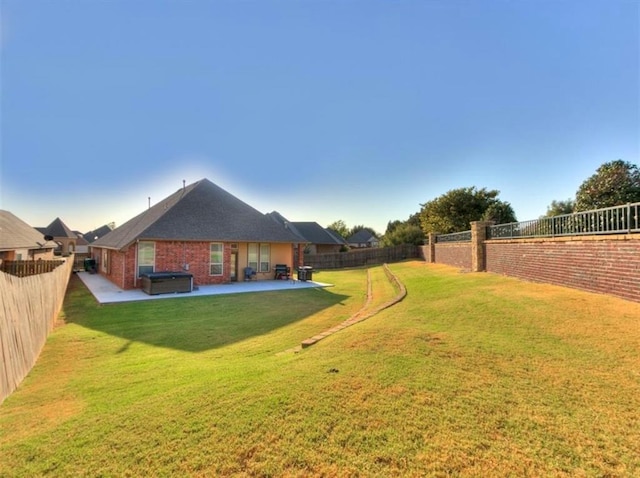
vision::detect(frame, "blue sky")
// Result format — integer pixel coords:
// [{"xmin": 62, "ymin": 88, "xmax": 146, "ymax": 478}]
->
[{"xmin": 1, "ymin": 0, "xmax": 638, "ymax": 235}]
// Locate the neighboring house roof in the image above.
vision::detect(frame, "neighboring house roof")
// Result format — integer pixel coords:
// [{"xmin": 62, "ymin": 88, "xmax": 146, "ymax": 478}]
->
[
  {"xmin": 73, "ymin": 233, "xmax": 90, "ymax": 247},
  {"xmin": 348, "ymin": 230, "xmax": 379, "ymax": 244},
  {"xmin": 265, "ymin": 211, "xmax": 307, "ymax": 242},
  {"xmin": 289, "ymin": 222, "xmax": 346, "ymax": 245},
  {"xmin": 92, "ymin": 178, "xmax": 303, "ymax": 250},
  {"xmin": 0, "ymin": 210, "xmax": 56, "ymax": 251},
  {"xmin": 266, "ymin": 212, "xmax": 347, "ymax": 245},
  {"xmin": 40, "ymin": 217, "xmax": 77, "ymax": 239},
  {"xmin": 84, "ymin": 225, "xmax": 114, "ymax": 243},
  {"xmin": 324, "ymin": 228, "xmax": 348, "ymax": 244}
]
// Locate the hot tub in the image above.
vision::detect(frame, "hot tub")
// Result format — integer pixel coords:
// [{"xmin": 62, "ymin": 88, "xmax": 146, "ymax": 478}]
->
[{"xmin": 141, "ymin": 272, "xmax": 193, "ymax": 295}]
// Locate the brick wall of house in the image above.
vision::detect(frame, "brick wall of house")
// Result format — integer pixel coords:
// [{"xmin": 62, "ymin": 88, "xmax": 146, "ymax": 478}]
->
[
  {"xmin": 434, "ymin": 243, "xmax": 472, "ymax": 271},
  {"xmin": 89, "ymin": 247, "xmax": 128, "ymax": 290},
  {"xmin": 485, "ymin": 236, "xmax": 640, "ymax": 302},
  {"xmin": 95, "ymin": 241, "xmax": 297, "ymax": 290},
  {"xmin": 136, "ymin": 241, "xmax": 233, "ymax": 287}
]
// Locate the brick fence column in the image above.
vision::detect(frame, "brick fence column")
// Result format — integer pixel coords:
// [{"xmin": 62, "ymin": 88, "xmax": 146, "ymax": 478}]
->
[
  {"xmin": 471, "ymin": 221, "xmax": 493, "ymax": 272},
  {"xmin": 428, "ymin": 232, "xmax": 437, "ymax": 263}
]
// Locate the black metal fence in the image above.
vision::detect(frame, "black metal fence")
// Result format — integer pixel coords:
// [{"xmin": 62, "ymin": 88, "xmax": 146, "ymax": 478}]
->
[
  {"xmin": 436, "ymin": 231, "xmax": 472, "ymax": 243},
  {"xmin": 489, "ymin": 202, "xmax": 640, "ymax": 239}
]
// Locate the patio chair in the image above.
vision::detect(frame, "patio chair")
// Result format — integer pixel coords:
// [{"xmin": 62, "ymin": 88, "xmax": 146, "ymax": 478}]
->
[{"xmin": 244, "ymin": 267, "xmax": 257, "ymax": 281}]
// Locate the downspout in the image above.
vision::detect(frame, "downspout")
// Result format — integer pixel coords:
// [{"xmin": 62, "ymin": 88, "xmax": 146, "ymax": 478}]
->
[{"xmin": 134, "ymin": 240, "xmax": 138, "ymax": 288}]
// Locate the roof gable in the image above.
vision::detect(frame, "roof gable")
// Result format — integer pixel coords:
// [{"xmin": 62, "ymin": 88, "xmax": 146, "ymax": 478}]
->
[
  {"xmin": 93, "ymin": 179, "xmax": 302, "ymax": 249},
  {"xmin": 43, "ymin": 217, "xmax": 77, "ymax": 239}
]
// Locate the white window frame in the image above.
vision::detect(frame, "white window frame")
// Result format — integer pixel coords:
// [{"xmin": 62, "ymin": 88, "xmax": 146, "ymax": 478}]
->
[
  {"xmin": 259, "ymin": 243, "xmax": 270, "ymax": 272},
  {"xmin": 248, "ymin": 243, "xmax": 270, "ymax": 273},
  {"xmin": 210, "ymin": 243, "xmax": 224, "ymax": 276},
  {"xmin": 137, "ymin": 241, "xmax": 155, "ymax": 277},
  {"xmin": 247, "ymin": 243, "xmax": 258, "ymax": 271}
]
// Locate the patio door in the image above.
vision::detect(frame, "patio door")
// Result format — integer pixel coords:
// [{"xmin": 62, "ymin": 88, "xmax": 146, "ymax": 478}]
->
[{"xmin": 230, "ymin": 252, "xmax": 238, "ymax": 282}]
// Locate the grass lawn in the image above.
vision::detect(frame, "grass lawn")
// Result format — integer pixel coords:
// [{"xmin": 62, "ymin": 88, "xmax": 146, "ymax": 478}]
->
[{"xmin": 1, "ymin": 262, "xmax": 639, "ymax": 477}]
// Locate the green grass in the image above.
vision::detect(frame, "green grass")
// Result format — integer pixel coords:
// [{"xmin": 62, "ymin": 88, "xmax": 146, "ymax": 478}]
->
[{"xmin": 1, "ymin": 262, "xmax": 639, "ymax": 477}]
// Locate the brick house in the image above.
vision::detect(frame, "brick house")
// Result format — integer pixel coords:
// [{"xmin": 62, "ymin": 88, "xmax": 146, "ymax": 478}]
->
[{"xmin": 90, "ymin": 179, "xmax": 305, "ymax": 290}]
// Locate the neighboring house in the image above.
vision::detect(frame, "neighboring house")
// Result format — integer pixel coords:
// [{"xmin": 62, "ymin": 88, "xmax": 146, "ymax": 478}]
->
[
  {"xmin": 347, "ymin": 230, "xmax": 380, "ymax": 248},
  {"xmin": 267, "ymin": 211, "xmax": 347, "ymax": 254},
  {"xmin": 84, "ymin": 224, "xmax": 114, "ymax": 243},
  {"xmin": 72, "ymin": 232, "xmax": 91, "ymax": 254},
  {"xmin": 37, "ymin": 217, "xmax": 78, "ymax": 255},
  {"xmin": 0, "ymin": 210, "xmax": 56, "ymax": 263},
  {"xmin": 90, "ymin": 178, "xmax": 305, "ymax": 290}
]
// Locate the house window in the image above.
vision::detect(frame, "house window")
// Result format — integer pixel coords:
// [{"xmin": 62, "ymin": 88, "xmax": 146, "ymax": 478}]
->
[
  {"xmin": 210, "ymin": 243, "xmax": 223, "ymax": 275},
  {"xmin": 248, "ymin": 243, "xmax": 270, "ymax": 273},
  {"xmin": 259, "ymin": 243, "xmax": 270, "ymax": 272},
  {"xmin": 138, "ymin": 241, "xmax": 155, "ymax": 277},
  {"xmin": 247, "ymin": 243, "xmax": 258, "ymax": 271}
]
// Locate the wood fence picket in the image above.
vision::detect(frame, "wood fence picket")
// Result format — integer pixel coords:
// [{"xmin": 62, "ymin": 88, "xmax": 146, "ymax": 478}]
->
[{"xmin": 0, "ymin": 257, "xmax": 73, "ymax": 403}]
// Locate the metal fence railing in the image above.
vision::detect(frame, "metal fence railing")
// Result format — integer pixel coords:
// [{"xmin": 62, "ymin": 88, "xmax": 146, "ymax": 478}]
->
[
  {"xmin": 436, "ymin": 230, "xmax": 472, "ymax": 243},
  {"xmin": 489, "ymin": 202, "xmax": 640, "ymax": 239}
]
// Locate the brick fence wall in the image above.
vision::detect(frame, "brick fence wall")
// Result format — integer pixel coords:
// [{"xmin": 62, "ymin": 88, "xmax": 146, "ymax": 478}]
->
[
  {"xmin": 485, "ymin": 236, "xmax": 640, "ymax": 303},
  {"xmin": 434, "ymin": 243, "xmax": 472, "ymax": 271},
  {"xmin": 426, "ymin": 221, "xmax": 640, "ymax": 303}
]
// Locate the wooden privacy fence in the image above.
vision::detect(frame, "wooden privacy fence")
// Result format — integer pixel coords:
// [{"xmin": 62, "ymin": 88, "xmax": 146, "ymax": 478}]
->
[
  {"xmin": 304, "ymin": 244, "xmax": 420, "ymax": 270},
  {"xmin": 1, "ymin": 257, "xmax": 73, "ymax": 404},
  {"xmin": 1, "ymin": 259, "xmax": 66, "ymax": 277}
]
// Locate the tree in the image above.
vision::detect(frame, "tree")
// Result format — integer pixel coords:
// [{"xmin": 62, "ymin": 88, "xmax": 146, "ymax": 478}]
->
[
  {"xmin": 419, "ymin": 187, "xmax": 516, "ymax": 234},
  {"xmin": 482, "ymin": 202, "xmax": 517, "ymax": 224},
  {"xmin": 326, "ymin": 220, "xmax": 349, "ymax": 239},
  {"xmin": 382, "ymin": 223, "xmax": 425, "ymax": 246},
  {"xmin": 544, "ymin": 199, "xmax": 575, "ymax": 217},
  {"xmin": 575, "ymin": 160, "xmax": 640, "ymax": 211},
  {"xmin": 383, "ymin": 213, "xmax": 425, "ymax": 246}
]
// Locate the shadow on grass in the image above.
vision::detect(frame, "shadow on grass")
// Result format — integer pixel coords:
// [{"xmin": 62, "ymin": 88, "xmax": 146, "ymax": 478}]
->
[{"xmin": 62, "ymin": 274, "xmax": 350, "ymax": 353}]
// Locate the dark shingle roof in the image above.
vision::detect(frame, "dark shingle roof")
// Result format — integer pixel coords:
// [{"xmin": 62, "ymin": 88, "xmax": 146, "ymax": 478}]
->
[
  {"xmin": 42, "ymin": 217, "xmax": 77, "ymax": 239},
  {"xmin": 0, "ymin": 210, "xmax": 56, "ymax": 251},
  {"xmin": 84, "ymin": 225, "xmax": 114, "ymax": 243},
  {"xmin": 266, "ymin": 212, "xmax": 346, "ymax": 245},
  {"xmin": 290, "ymin": 222, "xmax": 346, "ymax": 245},
  {"xmin": 93, "ymin": 179, "xmax": 303, "ymax": 250},
  {"xmin": 324, "ymin": 228, "xmax": 348, "ymax": 244},
  {"xmin": 348, "ymin": 230, "xmax": 379, "ymax": 243}
]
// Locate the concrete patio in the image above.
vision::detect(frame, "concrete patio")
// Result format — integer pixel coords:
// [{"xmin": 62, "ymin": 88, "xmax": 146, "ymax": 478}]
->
[{"xmin": 76, "ymin": 271, "xmax": 332, "ymax": 304}]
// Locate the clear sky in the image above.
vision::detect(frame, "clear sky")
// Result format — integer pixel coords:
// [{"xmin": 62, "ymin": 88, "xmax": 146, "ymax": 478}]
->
[{"xmin": 1, "ymin": 0, "xmax": 638, "ymax": 235}]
